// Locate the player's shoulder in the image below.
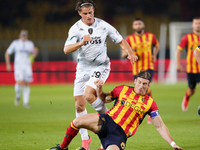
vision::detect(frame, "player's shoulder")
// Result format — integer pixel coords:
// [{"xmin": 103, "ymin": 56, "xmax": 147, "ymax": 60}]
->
[
  {"xmin": 11, "ymin": 39, "xmax": 20, "ymax": 45},
  {"xmin": 144, "ymin": 32, "xmax": 156, "ymax": 36},
  {"xmin": 69, "ymin": 19, "xmax": 82, "ymax": 31},
  {"xmin": 95, "ymin": 17, "xmax": 112, "ymax": 27}
]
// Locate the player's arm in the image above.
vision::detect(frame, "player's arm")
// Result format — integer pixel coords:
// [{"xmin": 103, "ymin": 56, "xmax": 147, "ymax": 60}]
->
[
  {"xmin": 119, "ymin": 39, "xmax": 138, "ymax": 65},
  {"xmin": 32, "ymin": 46, "xmax": 38, "ymax": 59},
  {"xmin": 64, "ymin": 34, "xmax": 92, "ymax": 54},
  {"xmin": 95, "ymin": 79, "xmax": 112, "ymax": 103},
  {"xmin": 121, "ymin": 49, "xmax": 128, "ymax": 59},
  {"xmin": 152, "ymin": 45, "xmax": 160, "ymax": 62},
  {"xmin": 176, "ymin": 48, "xmax": 183, "ymax": 72},
  {"xmin": 152, "ymin": 116, "xmax": 183, "ymax": 150},
  {"xmin": 4, "ymin": 52, "xmax": 12, "ymax": 72},
  {"xmin": 194, "ymin": 46, "xmax": 200, "ymax": 65}
]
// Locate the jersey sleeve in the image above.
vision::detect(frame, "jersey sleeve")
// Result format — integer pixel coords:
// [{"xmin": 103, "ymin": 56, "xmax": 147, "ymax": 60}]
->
[
  {"xmin": 109, "ymin": 85, "xmax": 124, "ymax": 99},
  {"xmin": 106, "ymin": 23, "xmax": 123, "ymax": 44},
  {"xmin": 64, "ymin": 26, "xmax": 79, "ymax": 46},
  {"xmin": 149, "ymin": 100, "xmax": 159, "ymax": 118},
  {"xmin": 6, "ymin": 41, "xmax": 16, "ymax": 55},
  {"xmin": 177, "ymin": 34, "xmax": 188, "ymax": 51},
  {"xmin": 152, "ymin": 34, "xmax": 159, "ymax": 47}
]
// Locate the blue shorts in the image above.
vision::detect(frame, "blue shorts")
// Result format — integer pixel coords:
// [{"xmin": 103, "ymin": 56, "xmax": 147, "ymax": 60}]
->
[
  {"xmin": 187, "ymin": 73, "xmax": 200, "ymax": 89},
  {"xmin": 134, "ymin": 69, "xmax": 154, "ymax": 81},
  {"xmin": 96, "ymin": 114, "xmax": 127, "ymax": 150}
]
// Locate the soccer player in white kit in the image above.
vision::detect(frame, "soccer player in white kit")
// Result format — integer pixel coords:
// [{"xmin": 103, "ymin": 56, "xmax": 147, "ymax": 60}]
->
[
  {"xmin": 63, "ymin": 1, "xmax": 138, "ymax": 150},
  {"xmin": 5, "ymin": 30, "xmax": 38, "ymax": 109}
]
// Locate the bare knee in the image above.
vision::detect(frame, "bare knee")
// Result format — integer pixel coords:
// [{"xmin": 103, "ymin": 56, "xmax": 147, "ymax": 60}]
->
[
  {"xmin": 188, "ymin": 88, "xmax": 195, "ymax": 95},
  {"xmin": 74, "ymin": 96, "xmax": 86, "ymax": 113},
  {"xmin": 83, "ymin": 93, "xmax": 96, "ymax": 104},
  {"xmin": 106, "ymin": 145, "xmax": 120, "ymax": 150}
]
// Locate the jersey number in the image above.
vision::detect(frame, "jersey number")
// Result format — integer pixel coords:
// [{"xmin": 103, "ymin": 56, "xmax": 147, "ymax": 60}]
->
[{"xmin": 91, "ymin": 71, "xmax": 101, "ymax": 78}]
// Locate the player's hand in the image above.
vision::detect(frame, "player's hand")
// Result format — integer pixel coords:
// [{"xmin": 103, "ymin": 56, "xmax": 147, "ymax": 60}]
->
[
  {"xmin": 152, "ymin": 55, "xmax": 157, "ymax": 62},
  {"xmin": 6, "ymin": 64, "xmax": 12, "ymax": 72},
  {"xmin": 173, "ymin": 144, "xmax": 183, "ymax": 150},
  {"xmin": 128, "ymin": 54, "xmax": 138, "ymax": 65},
  {"xmin": 176, "ymin": 64, "xmax": 183, "ymax": 72},
  {"xmin": 95, "ymin": 79, "xmax": 104, "ymax": 99},
  {"xmin": 80, "ymin": 34, "xmax": 92, "ymax": 45}
]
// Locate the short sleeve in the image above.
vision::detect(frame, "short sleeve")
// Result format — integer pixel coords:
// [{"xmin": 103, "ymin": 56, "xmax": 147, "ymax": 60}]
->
[
  {"xmin": 65, "ymin": 27, "xmax": 78, "ymax": 46},
  {"xmin": 109, "ymin": 85, "xmax": 124, "ymax": 98},
  {"xmin": 177, "ymin": 34, "xmax": 188, "ymax": 50},
  {"xmin": 106, "ymin": 23, "xmax": 123, "ymax": 44},
  {"xmin": 6, "ymin": 41, "xmax": 16, "ymax": 55}
]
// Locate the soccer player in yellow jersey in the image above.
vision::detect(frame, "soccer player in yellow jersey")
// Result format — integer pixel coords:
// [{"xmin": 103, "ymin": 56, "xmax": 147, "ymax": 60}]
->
[
  {"xmin": 121, "ymin": 18, "xmax": 160, "ymax": 124},
  {"xmin": 194, "ymin": 45, "xmax": 200, "ymax": 116},
  {"xmin": 176, "ymin": 17, "xmax": 200, "ymax": 112},
  {"xmin": 47, "ymin": 71, "xmax": 183, "ymax": 150}
]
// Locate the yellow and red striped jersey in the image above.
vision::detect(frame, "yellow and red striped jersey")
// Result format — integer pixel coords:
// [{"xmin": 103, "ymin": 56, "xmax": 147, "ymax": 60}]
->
[
  {"xmin": 177, "ymin": 33, "xmax": 200, "ymax": 73},
  {"xmin": 125, "ymin": 32, "xmax": 159, "ymax": 75},
  {"xmin": 107, "ymin": 85, "xmax": 158, "ymax": 138}
]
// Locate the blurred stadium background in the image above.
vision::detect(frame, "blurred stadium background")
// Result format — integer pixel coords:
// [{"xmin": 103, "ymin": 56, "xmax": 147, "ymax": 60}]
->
[{"xmin": 1, "ymin": 0, "xmax": 200, "ymax": 85}]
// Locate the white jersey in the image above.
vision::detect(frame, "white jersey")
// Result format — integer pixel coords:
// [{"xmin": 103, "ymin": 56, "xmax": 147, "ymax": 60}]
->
[
  {"xmin": 6, "ymin": 39, "xmax": 34, "ymax": 67},
  {"xmin": 65, "ymin": 17, "xmax": 123, "ymax": 69}
]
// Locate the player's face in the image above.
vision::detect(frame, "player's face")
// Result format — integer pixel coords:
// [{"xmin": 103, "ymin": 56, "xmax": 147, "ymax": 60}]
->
[
  {"xmin": 132, "ymin": 20, "xmax": 145, "ymax": 34},
  {"xmin": 78, "ymin": 6, "xmax": 95, "ymax": 26},
  {"xmin": 192, "ymin": 19, "xmax": 200, "ymax": 32},
  {"xmin": 134, "ymin": 77, "xmax": 150, "ymax": 95}
]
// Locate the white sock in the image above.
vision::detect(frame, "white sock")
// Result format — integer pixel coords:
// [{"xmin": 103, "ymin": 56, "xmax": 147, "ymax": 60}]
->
[
  {"xmin": 76, "ymin": 109, "xmax": 89, "ymax": 140},
  {"xmin": 90, "ymin": 97, "xmax": 108, "ymax": 114},
  {"xmin": 15, "ymin": 83, "xmax": 21, "ymax": 99},
  {"xmin": 23, "ymin": 86, "xmax": 30, "ymax": 105}
]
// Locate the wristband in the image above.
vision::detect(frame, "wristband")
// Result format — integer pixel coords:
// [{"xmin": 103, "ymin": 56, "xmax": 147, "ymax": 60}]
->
[
  {"xmin": 170, "ymin": 141, "xmax": 176, "ymax": 147},
  {"xmin": 197, "ymin": 46, "xmax": 200, "ymax": 52}
]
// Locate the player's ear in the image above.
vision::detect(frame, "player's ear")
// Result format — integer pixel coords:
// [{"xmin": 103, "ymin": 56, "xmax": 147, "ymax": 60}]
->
[
  {"xmin": 78, "ymin": 11, "xmax": 81, "ymax": 16},
  {"xmin": 134, "ymin": 78, "xmax": 137, "ymax": 85}
]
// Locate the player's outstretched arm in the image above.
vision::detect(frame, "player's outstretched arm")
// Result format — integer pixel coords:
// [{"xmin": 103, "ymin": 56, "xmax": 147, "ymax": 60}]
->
[
  {"xmin": 118, "ymin": 39, "xmax": 138, "ymax": 65},
  {"xmin": 152, "ymin": 116, "xmax": 183, "ymax": 150},
  {"xmin": 64, "ymin": 34, "xmax": 92, "ymax": 54}
]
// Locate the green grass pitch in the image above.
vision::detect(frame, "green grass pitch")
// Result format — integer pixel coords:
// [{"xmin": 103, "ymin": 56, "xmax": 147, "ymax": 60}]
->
[{"xmin": 0, "ymin": 82, "xmax": 200, "ymax": 150}]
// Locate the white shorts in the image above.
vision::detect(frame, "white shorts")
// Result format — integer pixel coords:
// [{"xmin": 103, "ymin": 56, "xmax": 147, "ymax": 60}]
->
[
  {"xmin": 74, "ymin": 64, "xmax": 110, "ymax": 96},
  {"xmin": 14, "ymin": 65, "xmax": 33, "ymax": 82}
]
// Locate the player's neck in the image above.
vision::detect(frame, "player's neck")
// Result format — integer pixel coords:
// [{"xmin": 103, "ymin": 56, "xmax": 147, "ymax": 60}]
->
[
  {"xmin": 193, "ymin": 30, "xmax": 200, "ymax": 36},
  {"xmin": 134, "ymin": 31, "xmax": 144, "ymax": 37}
]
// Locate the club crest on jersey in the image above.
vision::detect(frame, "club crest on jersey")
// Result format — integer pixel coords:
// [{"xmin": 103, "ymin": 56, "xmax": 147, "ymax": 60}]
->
[
  {"xmin": 141, "ymin": 98, "xmax": 145, "ymax": 102},
  {"xmin": 88, "ymin": 28, "xmax": 93, "ymax": 35}
]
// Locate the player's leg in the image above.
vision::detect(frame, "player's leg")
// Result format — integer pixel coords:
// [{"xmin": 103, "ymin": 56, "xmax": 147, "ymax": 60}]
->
[
  {"xmin": 84, "ymin": 85, "xmax": 108, "ymax": 114},
  {"xmin": 182, "ymin": 73, "xmax": 196, "ymax": 111},
  {"xmin": 74, "ymin": 73, "xmax": 91, "ymax": 150},
  {"xmin": 74, "ymin": 95, "xmax": 91, "ymax": 150},
  {"xmin": 106, "ymin": 145, "xmax": 120, "ymax": 150},
  {"xmin": 84, "ymin": 67, "xmax": 110, "ymax": 114},
  {"xmin": 47, "ymin": 113, "xmax": 100, "ymax": 150},
  {"xmin": 23, "ymin": 82, "xmax": 31, "ymax": 109},
  {"xmin": 14, "ymin": 81, "xmax": 23, "ymax": 106},
  {"xmin": 22, "ymin": 66, "xmax": 33, "ymax": 109},
  {"xmin": 14, "ymin": 68, "xmax": 23, "ymax": 106}
]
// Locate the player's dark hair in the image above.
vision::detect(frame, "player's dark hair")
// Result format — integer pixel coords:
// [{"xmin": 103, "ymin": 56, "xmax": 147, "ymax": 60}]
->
[
  {"xmin": 75, "ymin": 0, "xmax": 96, "ymax": 12},
  {"xmin": 193, "ymin": 16, "xmax": 200, "ymax": 21},
  {"xmin": 133, "ymin": 18, "xmax": 144, "ymax": 23},
  {"xmin": 135, "ymin": 70, "xmax": 151, "ymax": 82}
]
